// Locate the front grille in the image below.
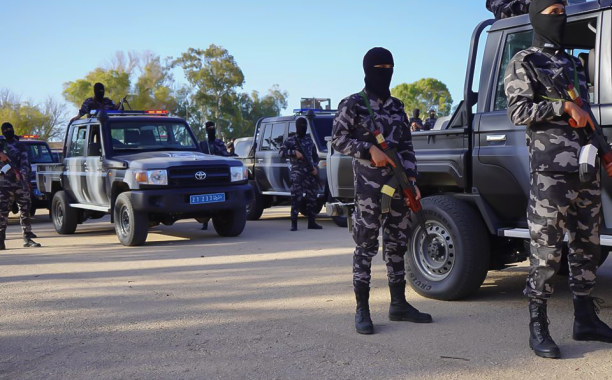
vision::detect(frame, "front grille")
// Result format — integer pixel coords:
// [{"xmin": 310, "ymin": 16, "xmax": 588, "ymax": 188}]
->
[{"xmin": 168, "ymin": 166, "xmax": 230, "ymax": 187}]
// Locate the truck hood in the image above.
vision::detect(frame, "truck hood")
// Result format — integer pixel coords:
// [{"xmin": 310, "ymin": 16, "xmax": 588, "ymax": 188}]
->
[{"xmin": 114, "ymin": 151, "xmax": 240, "ymax": 170}]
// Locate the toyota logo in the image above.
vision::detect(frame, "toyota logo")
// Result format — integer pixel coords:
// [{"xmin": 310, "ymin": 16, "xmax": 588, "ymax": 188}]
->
[{"xmin": 195, "ymin": 171, "xmax": 207, "ymax": 180}]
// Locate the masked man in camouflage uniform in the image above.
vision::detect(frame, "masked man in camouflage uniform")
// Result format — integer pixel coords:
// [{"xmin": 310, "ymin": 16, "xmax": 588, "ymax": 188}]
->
[
  {"xmin": 69, "ymin": 83, "xmax": 118, "ymax": 124},
  {"xmin": 0, "ymin": 123, "xmax": 41, "ymax": 249},
  {"xmin": 279, "ymin": 117, "xmax": 322, "ymax": 231},
  {"xmin": 486, "ymin": 0, "xmax": 586, "ymax": 19},
  {"xmin": 332, "ymin": 47, "xmax": 432, "ymax": 335},
  {"xmin": 505, "ymin": 0, "xmax": 612, "ymax": 359},
  {"xmin": 423, "ymin": 110, "xmax": 437, "ymax": 131},
  {"xmin": 199, "ymin": 121, "xmax": 230, "ymax": 230}
]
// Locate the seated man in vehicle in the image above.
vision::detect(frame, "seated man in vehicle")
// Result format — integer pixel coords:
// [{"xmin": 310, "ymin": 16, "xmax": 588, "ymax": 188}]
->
[
  {"xmin": 486, "ymin": 0, "xmax": 586, "ymax": 19},
  {"xmin": 69, "ymin": 83, "xmax": 118, "ymax": 124}
]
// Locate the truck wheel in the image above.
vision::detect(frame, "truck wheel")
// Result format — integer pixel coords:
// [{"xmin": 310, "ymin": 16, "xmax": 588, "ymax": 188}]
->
[
  {"xmin": 557, "ymin": 246, "xmax": 610, "ymax": 276},
  {"xmin": 405, "ymin": 195, "xmax": 490, "ymax": 301},
  {"xmin": 332, "ymin": 216, "xmax": 348, "ymax": 228},
  {"xmin": 246, "ymin": 181, "xmax": 264, "ymax": 221},
  {"xmin": 213, "ymin": 208, "xmax": 247, "ymax": 237},
  {"xmin": 52, "ymin": 191, "xmax": 78, "ymax": 235},
  {"xmin": 114, "ymin": 192, "xmax": 148, "ymax": 246}
]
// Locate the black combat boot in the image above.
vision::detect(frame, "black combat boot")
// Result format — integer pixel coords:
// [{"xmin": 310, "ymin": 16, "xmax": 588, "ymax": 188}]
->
[
  {"xmin": 290, "ymin": 218, "xmax": 298, "ymax": 232},
  {"xmin": 0, "ymin": 233, "xmax": 5, "ymax": 250},
  {"xmin": 25, "ymin": 232, "xmax": 37, "ymax": 239},
  {"xmin": 573, "ymin": 296, "xmax": 612, "ymax": 343},
  {"xmin": 201, "ymin": 222, "xmax": 208, "ymax": 231},
  {"xmin": 529, "ymin": 300, "xmax": 560, "ymax": 359},
  {"xmin": 23, "ymin": 236, "xmax": 41, "ymax": 248},
  {"xmin": 308, "ymin": 215, "xmax": 322, "ymax": 230},
  {"xmin": 388, "ymin": 281, "xmax": 432, "ymax": 323},
  {"xmin": 355, "ymin": 285, "xmax": 374, "ymax": 334}
]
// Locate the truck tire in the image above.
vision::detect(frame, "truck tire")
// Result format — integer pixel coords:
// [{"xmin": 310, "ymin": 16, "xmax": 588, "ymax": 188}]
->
[
  {"xmin": 246, "ymin": 181, "xmax": 264, "ymax": 221},
  {"xmin": 114, "ymin": 192, "xmax": 148, "ymax": 246},
  {"xmin": 332, "ymin": 215, "xmax": 348, "ymax": 228},
  {"xmin": 52, "ymin": 191, "xmax": 78, "ymax": 235},
  {"xmin": 557, "ymin": 246, "xmax": 610, "ymax": 276},
  {"xmin": 405, "ymin": 195, "xmax": 490, "ymax": 301},
  {"xmin": 213, "ymin": 208, "xmax": 247, "ymax": 237}
]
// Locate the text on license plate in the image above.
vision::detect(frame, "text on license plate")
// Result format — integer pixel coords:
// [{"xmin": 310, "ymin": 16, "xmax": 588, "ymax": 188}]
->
[{"xmin": 190, "ymin": 193, "xmax": 226, "ymax": 205}]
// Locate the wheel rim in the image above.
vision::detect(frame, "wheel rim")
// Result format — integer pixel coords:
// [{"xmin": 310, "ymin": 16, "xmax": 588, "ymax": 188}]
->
[
  {"xmin": 411, "ymin": 221, "xmax": 456, "ymax": 281},
  {"xmin": 54, "ymin": 201, "xmax": 64, "ymax": 227},
  {"xmin": 118, "ymin": 206, "xmax": 131, "ymax": 236}
]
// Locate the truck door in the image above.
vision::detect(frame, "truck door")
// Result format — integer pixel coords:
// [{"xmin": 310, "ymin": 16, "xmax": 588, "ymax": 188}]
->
[
  {"xmin": 84, "ymin": 124, "xmax": 109, "ymax": 208},
  {"xmin": 254, "ymin": 122, "xmax": 287, "ymax": 193},
  {"xmin": 64, "ymin": 125, "xmax": 88, "ymax": 204}
]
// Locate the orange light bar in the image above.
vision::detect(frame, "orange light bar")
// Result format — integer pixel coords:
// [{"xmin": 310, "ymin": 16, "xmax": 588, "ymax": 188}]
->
[
  {"xmin": 21, "ymin": 135, "xmax": 39, "ymax": 139},
  {"xmin": 145, "ymin": 110, "xmax": 168, "ymax": 115}
]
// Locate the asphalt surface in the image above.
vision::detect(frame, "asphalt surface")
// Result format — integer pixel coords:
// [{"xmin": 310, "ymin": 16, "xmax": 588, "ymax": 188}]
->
[{"xmin": 1, "ymin": 207, "xmax": 612, "ymax": 380}]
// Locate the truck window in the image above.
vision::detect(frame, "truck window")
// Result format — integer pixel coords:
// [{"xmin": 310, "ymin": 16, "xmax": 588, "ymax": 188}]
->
[
  {"xmin": 260, "ymin": 123, "xmax": 285, "ymax": 151},
  {"xmin": 69, "ymin": 126, "xmax": 88, "ymax": 157},
  {"xmin": 26, "ymin": 143, "xmax": 54, "ymax": 163},
  {"xmin": 494, "ymin": 30, "xmax": 533, "ymax": 111},
  {"xmin": 88, "ymin": 125, "xmax": 102, "ymax": 156}
]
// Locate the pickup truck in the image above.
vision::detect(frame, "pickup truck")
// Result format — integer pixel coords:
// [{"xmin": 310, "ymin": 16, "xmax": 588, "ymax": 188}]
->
[
  {"xmin": 327, "ymin": 1, "xmax": 612, "ymax": 300},
  {"xmin": 36, "ymin": 110, "xmax": 251, "ymax": 246},
  {"xmin": 242, "ymin": 107, "xmax": 344, "ymax": 224}
]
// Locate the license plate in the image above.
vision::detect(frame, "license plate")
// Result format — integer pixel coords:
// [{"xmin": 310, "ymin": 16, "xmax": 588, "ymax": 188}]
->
[{"xmin": 190, "ymin": 193, "xmax": 225, "ymax": 205}]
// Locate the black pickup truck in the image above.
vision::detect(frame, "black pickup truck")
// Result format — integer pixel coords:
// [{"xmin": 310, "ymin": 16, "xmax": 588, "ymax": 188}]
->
[
  {"xmin": 241, "ymin": 106, "xmax": 336, "ymax": 221},
  {"xmin": 327, "ymin": 1, "xmax": 612, "ymax": 300},
  {"xmin": 36, "ymin": 110, "xmax": 251, "ymax": 246}
]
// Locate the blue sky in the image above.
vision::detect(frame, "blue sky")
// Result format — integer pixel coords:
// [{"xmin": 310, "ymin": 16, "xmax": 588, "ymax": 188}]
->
[{"xmin": 1, "ymin": 0, "xmax": 491, "ymax": 115}]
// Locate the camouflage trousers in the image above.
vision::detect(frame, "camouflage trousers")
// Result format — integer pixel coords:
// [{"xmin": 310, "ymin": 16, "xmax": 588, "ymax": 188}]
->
[
  {"xmin": 290, "ymin": 169, "xmax": 318, "ymax": 220},
  {"xmin": 525, "ymin": 171, "xmax": 601, "ymax": 299},
  {"xmin": 0, "ymin": 183, "xmax": 32, "ymax": 237},
  {"xmin": 352, "ymin": 164, "xmax": 411, "ymax": 289}
]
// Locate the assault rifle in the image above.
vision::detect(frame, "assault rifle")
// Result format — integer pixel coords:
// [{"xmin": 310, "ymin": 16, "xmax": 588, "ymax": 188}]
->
[
  {"xmin": 0, "ymin": 144, "xmax": 23, "ymax": 183},
  {"xmin": 358, "ymin": 91, "xmax": 432, "ymax": 243},
  {"xmin": 550, "ymin": 66, "xmax": 612, "ymax": 176},
  {"xmin": 295, "ymin": 137, "xmax": 317, "ymax": 175}
]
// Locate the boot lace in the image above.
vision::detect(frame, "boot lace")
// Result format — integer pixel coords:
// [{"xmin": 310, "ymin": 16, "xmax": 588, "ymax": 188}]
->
[{"xmin": 536, "ymin": 305, "xmax": 553, "ymax": 340}]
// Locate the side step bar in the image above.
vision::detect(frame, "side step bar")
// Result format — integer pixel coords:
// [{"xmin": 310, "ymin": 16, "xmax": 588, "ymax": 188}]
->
[{"xmin": 499, "ymin": 228, "xmax": 612, "ymax": 247}]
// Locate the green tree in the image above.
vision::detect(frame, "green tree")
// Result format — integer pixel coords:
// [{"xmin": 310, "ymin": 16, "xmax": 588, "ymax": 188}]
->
[
  {"xmin": 62, "ymin": 68, "xmax": 131, "ymax": 109},
  {"xmin": 391, "ymin": 78, "xmax": 454, "ymax": 117},
  {"xmin": 171, "ymin": 45, "xmax": 245, "ymax": 137}
]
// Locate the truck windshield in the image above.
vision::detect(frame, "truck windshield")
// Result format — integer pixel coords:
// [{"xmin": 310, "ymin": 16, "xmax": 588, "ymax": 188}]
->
[
  {"xmin": 27, "ymin": 143, "xmax": 55, "ymax": 163},
  {"xmin": 109, "ymin": 122, "xmax": 198, "ymax": 153}
]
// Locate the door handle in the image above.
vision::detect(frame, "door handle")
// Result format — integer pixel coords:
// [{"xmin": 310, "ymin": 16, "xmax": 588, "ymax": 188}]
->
[
  {"xmin": 486, "ymin": 135, "xmax": 507, "ymax": 142},
  {"xmin": 257, "ymin": 159, "xmax": 264, "ymax": 163},
  {"xmin": 285, "ymin": 159, "xmax": 291, "ymax": 162}
]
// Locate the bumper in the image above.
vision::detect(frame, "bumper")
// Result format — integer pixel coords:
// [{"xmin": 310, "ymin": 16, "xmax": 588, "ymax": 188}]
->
[{"xmin": 129, "ymin": 183, "xmax": 252, "ymax": 213}]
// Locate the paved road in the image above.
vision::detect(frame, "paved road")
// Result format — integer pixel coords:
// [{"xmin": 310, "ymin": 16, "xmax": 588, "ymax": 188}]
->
[{"xmin": 1, "ymin": 208, "xmax": 612, "ymax": 380}]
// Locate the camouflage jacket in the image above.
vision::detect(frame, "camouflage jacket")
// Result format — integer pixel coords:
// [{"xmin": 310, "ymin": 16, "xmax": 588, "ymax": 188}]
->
[
  {"xmin": 486, "ymin": 0, "xmax": 531, "ymax": 19},
  {"xmin": 0, "ymin": 138, "xmax": 30, "ymax": 186},
  {"xmin": 424, "ymin": 117, "xmax": 437, "ymax": 131},
  {"xmin": 78, "ymin": 97, "xmax": 117, "ymax": 117},
  {"xmin": 279, "ymin": 135, "xmax": 320, "ymax": 173},
  {"xmin": 201, "ymin": 139, "xmax": 229, "ymax": 157},
  {"xmin": 332, "ymin": 89, "xmax": 418, "ymax": 179},
  {"xmin": 505, "ymin": 46, "xmax": 589, "ymax": 173}
]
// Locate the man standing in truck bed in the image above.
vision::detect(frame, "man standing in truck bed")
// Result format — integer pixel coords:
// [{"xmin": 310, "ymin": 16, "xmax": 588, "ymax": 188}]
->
[
  {"xmin": 504, "ymin": 0, "xmax": 612, "ymax": 359},
  {"xmin": 486, "ymin": 0, "xmax": 586, "ymax": 19},
  {"xmin": 332, "ymin": 47, "xmax": 432, "ymax": 335}
]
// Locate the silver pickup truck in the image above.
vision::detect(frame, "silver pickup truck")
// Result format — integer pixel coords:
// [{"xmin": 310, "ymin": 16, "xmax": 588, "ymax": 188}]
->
[
  {"xmin": 326, "ymin": 2, "xmax": 612, "ymax": 300},
  {"xmin": 37, "ymin": 110, "xmax": 251, "ymax": 246}
]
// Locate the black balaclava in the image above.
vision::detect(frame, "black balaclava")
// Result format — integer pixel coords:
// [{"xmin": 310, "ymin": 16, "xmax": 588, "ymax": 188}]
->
[
  {"xmin": 363, "ymin": 47, "xmax": 394, "ymax": 101},
  {"xmin": 429, "ymin": 110, "xmax": 436, "ymax": 119},
  {"xmin": 413, "ymin": 109, "xmax": 420, "ymax": 119},
  {"xmin": 296, "ymin": 118, "xmax": 308, "ymax": 138},
  {"xmin": 530, "ymin": 0, "xmax": 566, "ymax": 49},
  {"xmin": 93, "ymin": 83, "xmax": 105, "ymax": 102},
  {"xmin": 1, "ymin": 122, "xmax": 15, "ymax": 141},
  {"xmin": 206, "ymin": 121, "xmax": 216, "ymax": 141}
]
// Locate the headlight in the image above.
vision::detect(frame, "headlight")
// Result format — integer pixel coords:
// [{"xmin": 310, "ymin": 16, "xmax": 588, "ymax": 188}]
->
[
  {"xmin": 135, "ymin": 170, "xmax": 168, "ymax": 185},
  {"xmin": 230, "ymin": 166, "xmax": 247, "ymax": 182}
]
